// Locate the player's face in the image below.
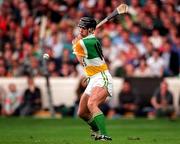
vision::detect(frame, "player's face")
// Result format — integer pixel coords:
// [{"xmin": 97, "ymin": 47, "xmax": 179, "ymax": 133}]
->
[{"xmin": 78, "ymin": 27, "xmax": 88, "ymax": 37}]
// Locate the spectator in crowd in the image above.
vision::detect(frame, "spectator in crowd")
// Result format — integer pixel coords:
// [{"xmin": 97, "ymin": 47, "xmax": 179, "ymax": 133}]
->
[
  {"xmin": 151, "ymin": 80, "xmax": 175, "ymax": 119},
  {"xmin": 134, "ymin": 57, "xmax": 152, "ymax": 77},
  {"xmin": 149, "ymin": 29, "xmax": 163, "ymax": 49},
  {"xmin": 47, "ymin": 60, "xmax": 59, "ymax": 77},
  {"xmin": 101, "ymin": 35, "xmax": 116, "ymax": 63},
  {"xmin": 59, "ymin": 62, "xmax": 77, "ymax": 77},
  {"xmin": 45, "ymin": 32, "xmax": 64, "ymax": 60},
  {"xmin": 2, "ymin": 83, "xmax": 22, "ymax": 116},
  {"xmin": 6, "ymin": 59, "xmax": 23, "ymax": 77},
  {"xmin": 111, "ymin": 51, "xmax": 127, "ymax": 77},
  {"xmin": 160, "ymin": 40, "xmax": 180, "ymax": 76},
  {"xmin": 125, "ymin": 42, "xmax": 140, "ymax": 67},
  {"xmin": 115, "ymin": 79, "xmax": 137, "ymax": 117},
  {"xmin": 18, "ymin": 76, "xmax": 42, "ymax": 116},
  {"xmin": 114, "ymin": 62, "xmax": 135, "ymax": 78},
  {"xmin": 130, "ymin": 23, "xmax": 142, "ymax": 44},
  {"xmin": 147, "ymin": 49, "xmax": 165, "ymax": 77},
  {"xmin": 124, "ymin": 63, "xmax": 135, "ymax": 77},
  {"xmin": 61, "ymin": 48, "xmax": 77, "ymax": 67},
  {"xmin": 137, "ymin": 34, "xmax": 154, "ymax": 58}
]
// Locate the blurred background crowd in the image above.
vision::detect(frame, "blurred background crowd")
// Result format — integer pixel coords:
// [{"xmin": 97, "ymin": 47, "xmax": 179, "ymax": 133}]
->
[
  {"xmin": 0, "ymin": 0, "xmax": 180, "ymax": 119},
  {"xmin": 0, "ymin": 0, "xmax": 179, "ymax": 78}
]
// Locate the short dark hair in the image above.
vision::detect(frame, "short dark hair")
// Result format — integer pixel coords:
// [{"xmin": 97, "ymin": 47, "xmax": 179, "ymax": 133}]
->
[{"xmin": 78, "ymin": 17, "xmax": 97, "ymax": 29}]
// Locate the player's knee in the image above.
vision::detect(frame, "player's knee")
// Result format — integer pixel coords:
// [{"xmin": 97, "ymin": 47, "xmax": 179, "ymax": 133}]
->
[{"xmin": 87, "ymin": 99, "xmax": 96, "ymax": 110}]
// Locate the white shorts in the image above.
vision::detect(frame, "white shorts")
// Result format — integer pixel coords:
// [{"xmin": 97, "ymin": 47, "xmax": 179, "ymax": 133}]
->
[{"xmin": 84, "ymin": 70, "xmax": 113, "ymax": 97}]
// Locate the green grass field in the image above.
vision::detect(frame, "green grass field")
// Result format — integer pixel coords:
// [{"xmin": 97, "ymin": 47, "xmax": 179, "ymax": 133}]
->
[{"xmin": 0, "ymin": 117, "xmax": 180, "ymax": 144}]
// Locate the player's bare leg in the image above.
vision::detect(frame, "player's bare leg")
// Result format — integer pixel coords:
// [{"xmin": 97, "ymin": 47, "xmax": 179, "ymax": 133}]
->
[
  {"xmin": 77, "ymin": 93, "xmax": 99, "ymax": 137},
  {"xmin": 77, "ymin": 93, "xmax": 91, "ymax": 120},
  {"xmin": 87, "ymin": 86, "xmax": 112, "ymax": 140}
]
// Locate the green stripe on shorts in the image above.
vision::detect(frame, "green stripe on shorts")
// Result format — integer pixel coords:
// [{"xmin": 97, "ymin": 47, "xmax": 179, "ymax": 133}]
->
[{"xmin": 101, "ymin": 72, "xmax": 108, "ymax": 87}]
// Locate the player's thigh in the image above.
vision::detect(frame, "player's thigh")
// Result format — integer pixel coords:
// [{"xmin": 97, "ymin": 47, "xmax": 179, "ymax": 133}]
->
[
  {"xmin": 78, "ymin": 93, "xmax": 90, "ymax": 114},
  {"xmin": 89, "ymin": 86, "xmax": 109, "ymax": 106}
]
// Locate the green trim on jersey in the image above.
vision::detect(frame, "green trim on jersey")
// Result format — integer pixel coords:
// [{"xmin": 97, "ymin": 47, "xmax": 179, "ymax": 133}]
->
[{"xmin": 82, "ymin": 35, "xmax": 101, "ymax": 59}]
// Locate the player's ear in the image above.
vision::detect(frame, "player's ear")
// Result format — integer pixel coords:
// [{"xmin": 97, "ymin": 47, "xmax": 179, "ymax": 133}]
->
[
  {"xmin": 88, "ymin": 29, "xmax": 91, "ymax": 34},
  {"xmin": 88, "ymin": 28, "xmax": 94, "ymax": 34}
]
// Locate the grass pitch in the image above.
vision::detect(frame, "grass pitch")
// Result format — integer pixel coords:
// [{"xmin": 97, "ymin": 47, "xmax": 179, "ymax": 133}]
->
[{"xmin": 0, "ymin": 117, "xmax": 180, "ymax": 144}]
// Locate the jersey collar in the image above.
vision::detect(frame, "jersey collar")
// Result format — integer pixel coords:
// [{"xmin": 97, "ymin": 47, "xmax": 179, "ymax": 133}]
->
[{"xmin": 84, "ymin": 34, "xmax": 95, "ymax": 39}]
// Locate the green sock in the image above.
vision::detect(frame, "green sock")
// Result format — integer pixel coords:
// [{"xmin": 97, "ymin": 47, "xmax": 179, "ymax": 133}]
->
[
  {"xmin": 87, "ymin": 117, "xmax": 99, "ymax": 131},
  {"xmin": 93, "ymin": 112, "xmax": 107, "ymax": 135}
]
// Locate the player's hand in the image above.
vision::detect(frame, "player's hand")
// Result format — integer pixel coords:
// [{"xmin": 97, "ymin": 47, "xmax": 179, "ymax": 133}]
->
[{"xmin": 72, "ymin": 35, "xmax": 82, "ymax": 44}]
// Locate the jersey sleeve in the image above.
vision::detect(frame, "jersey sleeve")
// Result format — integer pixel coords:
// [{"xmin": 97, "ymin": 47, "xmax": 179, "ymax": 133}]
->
[{"xmin": 73, "ymin": 39, "xmax": 87, "ymax": 58}]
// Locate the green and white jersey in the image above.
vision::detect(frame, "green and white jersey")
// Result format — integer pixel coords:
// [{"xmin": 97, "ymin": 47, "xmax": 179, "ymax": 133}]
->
[{"xmin": 73, "ymin": 34, "xmax": 108, "ymax": 76}]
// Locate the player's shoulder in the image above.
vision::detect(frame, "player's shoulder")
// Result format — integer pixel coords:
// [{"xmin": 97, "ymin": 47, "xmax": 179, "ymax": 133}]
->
[{"xmin": 83, "ymin": 34, "xmax": 96, "ymax": 40}]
